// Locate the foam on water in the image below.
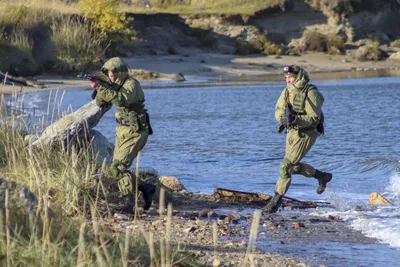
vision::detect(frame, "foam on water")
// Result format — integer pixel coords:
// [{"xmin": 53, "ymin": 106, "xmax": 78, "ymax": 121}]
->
[
  {"xmin": 386, "ymin": 171, "xmax": 400, "ymax": 202},
  {"xmin": 312, "ymin": 172, "xmax": 400, "ymax": 249}
]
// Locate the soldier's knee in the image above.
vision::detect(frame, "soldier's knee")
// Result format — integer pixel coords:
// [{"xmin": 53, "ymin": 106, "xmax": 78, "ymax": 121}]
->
[{"xmin": 280, "ymin": 158, "xmax": 294, "ymax": 179}]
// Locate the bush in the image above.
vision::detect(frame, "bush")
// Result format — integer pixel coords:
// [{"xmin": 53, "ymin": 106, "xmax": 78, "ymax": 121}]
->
[
  {"xmin": 390, "ymin": 39, "xmax": 400, "ymax": 48},
  {"xmin": 263, "ymin": 42, "xmax": 282, "ymax": 55},
  {"xmin": 327, "ymin": 34, "xmax": 345, "ymax": 51},
  {"xmin": 355, "ymin": 41, "xmax": 387, "ymax": 61},
  {"xmin": 50, "ymin": 16, "xmax": 108, "ymax": 73},
  {"xmin": 235, "ymin": 38, "xmax": 250, "ymax": 55},
  {"xmin": 302, "ymin": 30, "xmax": 328, "ymax": 52}
]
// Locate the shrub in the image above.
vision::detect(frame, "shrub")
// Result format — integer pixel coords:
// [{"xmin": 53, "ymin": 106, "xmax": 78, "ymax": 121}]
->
[
  {"xmin": 390, "ymin": 39, "xmax": 400, "ymax": 48},
  {"xmin": 327, "ymin": 34, "xmax": 345, "ymax": 51},
  {"xmin": 263, "ymin": 41, "xmax": 282, "ymax": 55},
  {"xmin": 355, "ymin": 41, "xmax": 387, "ymax": 61},
  {"xmin": 302, "ymin": 30, "xmax": 328, "ymax": 52},
  {"xmin": 235, "ymin": 38, "xmax": 250, "ymax": 55},
  {"xmin": 50, "ymin": 16, "xmax": 108, "ymax": 73}
]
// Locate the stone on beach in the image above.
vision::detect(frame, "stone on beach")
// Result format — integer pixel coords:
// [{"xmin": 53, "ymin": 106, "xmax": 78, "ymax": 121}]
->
[
  {"xmin": 368, "ymin": 192, "xmax": 392, "ymax": 206},
  {"xmin": 158, "ymin": 175, "xmax": 186, "ymax": 192}
]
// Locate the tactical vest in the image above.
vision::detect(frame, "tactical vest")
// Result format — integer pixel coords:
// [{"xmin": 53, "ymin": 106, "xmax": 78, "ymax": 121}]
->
[
  {"xmin": 285, "ymin": 84, "xmax": 324, "ymax": 135},
  {"xmin": 114, "ymin": 77, "xmax": 151, "ymax": 132}
]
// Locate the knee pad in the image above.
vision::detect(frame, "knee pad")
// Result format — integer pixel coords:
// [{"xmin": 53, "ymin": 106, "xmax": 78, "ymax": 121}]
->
[
  {"xmin": 109, "ymin": 161, "xmax": 127, "ymax": 180},
  {"xmin": 280, "ymin": 158, "xmax": 294, "ymax": 179},
  {"xmin": 117, "ymin": 172, "xmax": 133, "ymax": 196}
]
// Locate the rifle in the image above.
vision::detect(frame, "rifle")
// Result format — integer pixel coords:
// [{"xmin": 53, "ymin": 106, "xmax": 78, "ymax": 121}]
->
[
  {"xmin": 277, "ymin": 104, "xmax": 294, "ymax": 133},
  {"xmin": 77, "ymin": 72, "xmax": 109, "ymax": 99},
  {"xmin": 77, "ymin": 72, "xmax": 108, "ymax": 82}
]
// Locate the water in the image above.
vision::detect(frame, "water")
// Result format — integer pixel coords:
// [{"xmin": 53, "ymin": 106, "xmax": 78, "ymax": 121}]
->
[{"xmin": 9, "ymin": 76, "xmax": 400, "ymax": 265}]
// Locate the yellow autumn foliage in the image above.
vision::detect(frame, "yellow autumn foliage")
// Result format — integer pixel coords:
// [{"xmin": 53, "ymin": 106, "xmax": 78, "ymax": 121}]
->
[{"xmin": 78, "ymin": 0, "xmax": 131, "ymax": 34}]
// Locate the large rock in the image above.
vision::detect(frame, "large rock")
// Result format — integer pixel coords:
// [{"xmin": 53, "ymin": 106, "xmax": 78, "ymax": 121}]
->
[
  {"xmin": 0, "ymin": 178, "xmax": 37, "ymax": 214},
  {"xmin": 89, "ymin": 129, "xmax": 114, "ymax": 165},
  {"xmin": 389, "ymin": 52, "xmax": 400, "ymax": 61},
  {"xmin": 368, "ymin": 192, "xmax": 392, "ymax": 206},
  {"xmin": 159, "ymin": 175, "xmax": 186, "ymax": 192}
]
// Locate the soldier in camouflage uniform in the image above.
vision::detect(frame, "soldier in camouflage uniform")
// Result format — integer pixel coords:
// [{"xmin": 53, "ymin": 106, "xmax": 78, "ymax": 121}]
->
[
  {"xmin": 264, "ymin": 65, "xmax": 332, "ymax": 213},
  {"xmin": 90, "ymin": 57, "xmax": 155, "ymax": 213}
]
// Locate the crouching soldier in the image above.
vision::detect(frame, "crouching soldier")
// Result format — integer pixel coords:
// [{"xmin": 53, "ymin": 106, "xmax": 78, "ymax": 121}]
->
[{"xmin": 90, "ymin": 57, "xmax": 156, "ymax": 213}]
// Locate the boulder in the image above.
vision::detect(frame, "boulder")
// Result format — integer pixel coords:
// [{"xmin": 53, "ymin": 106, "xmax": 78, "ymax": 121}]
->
[
  {"xmin": 368, "ymin": 192, "xmax": 392, "ymax": 206},
  {"xmin": 174, "ymin": 73, "xmax": 186, "ymax": 82},
  {"xmin": 389, "ymin": 52, "xmax": 400, "ymax": 61},
  {"xmin": 89, "ymin": 129, "xmax": 114, "ymax": 165},
  {"xmin": 158, "ymin": 175, "xmax": 186, "ymax": 192}
]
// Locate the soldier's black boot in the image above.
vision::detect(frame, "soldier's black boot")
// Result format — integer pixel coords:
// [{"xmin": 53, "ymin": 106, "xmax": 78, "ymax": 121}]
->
[
  {"xmin": 314, "ymin": 170, "xmax": 333, "ymax": 194},
  {"xmin": 118, "ymin": 193, "xmax": 135, "ymax": 214},
  {"xmin": 139, "ymin": 182, "xmax": 156, "ymax": 210},
  {"xmin": 263, "ymin": 193, "xmax": 284, "ymax": 213}
]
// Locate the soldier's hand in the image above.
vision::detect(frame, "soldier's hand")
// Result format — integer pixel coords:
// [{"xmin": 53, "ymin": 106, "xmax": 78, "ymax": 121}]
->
[
  {"xmin": 280, "ymin": 114, "xmax": 297, "ymax": 126},
  {"xmin": 91, "ymin": 89, "xmax": 97, "ymax": 100},
  {"xmin": 90, "ymin": 79, "xmax": 100, "ymax": 89}
]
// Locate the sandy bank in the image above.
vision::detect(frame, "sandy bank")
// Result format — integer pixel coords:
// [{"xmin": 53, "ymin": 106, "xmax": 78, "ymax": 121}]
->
[{"xmin": 1, "ymin": 52, "xmax": 400, "ymax": 94}]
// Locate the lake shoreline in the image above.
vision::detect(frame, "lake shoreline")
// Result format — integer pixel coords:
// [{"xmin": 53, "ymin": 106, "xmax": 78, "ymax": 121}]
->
[
  {"xmin": 108, "ymin": 190, "xmax": 384, "ymax": 267},
  {"xmin": 2, "ymin": 52, "xmax": 400, "ymax": 94}
]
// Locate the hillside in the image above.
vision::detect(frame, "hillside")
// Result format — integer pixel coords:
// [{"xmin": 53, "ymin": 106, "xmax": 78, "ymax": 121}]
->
[{"xmin": 1, "ymin": 0, "xmax": 400, "ymax": 76}]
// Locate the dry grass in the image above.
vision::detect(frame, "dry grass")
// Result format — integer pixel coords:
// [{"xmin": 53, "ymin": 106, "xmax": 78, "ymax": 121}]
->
[
  {"xmin": 122, "ymin": 0, "xmax": 285, "ymax": 15},
  {"xmin": 0, "ymin": 91, "xmax": 199, "ymax": 266}
]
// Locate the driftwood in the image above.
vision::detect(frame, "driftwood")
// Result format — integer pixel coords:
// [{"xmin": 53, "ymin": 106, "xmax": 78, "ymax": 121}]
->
[
  {"xmin": 212, "ymin": 187, "xmax": 321, "ymax": 209},
  {"xmin": 27, "ymin": 100, "xmax": 111, "ymax": 151},
  {"xmin": 0, "ymin": 71, "xmax": 45, "ymax": 88}
]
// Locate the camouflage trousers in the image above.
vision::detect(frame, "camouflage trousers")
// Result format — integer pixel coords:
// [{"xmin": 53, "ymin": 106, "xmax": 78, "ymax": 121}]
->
[
  {"xmin": 109, "ymin": 124, "xmax": 149, "ymax": 196},
  {"xmin": 275, "ymin": 129, "xmax": 318, "ymax": 196}
]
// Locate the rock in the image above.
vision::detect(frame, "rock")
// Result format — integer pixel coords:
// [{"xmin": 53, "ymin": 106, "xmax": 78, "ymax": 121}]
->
[
  {"xmin": 368, "ymin": 192, "xmax": 392, "ymax": 206},
  {"xmin": 184, "ymin": 226, "xmax": 197, "ymax": 233},
  {"xmin": 199, "ymin": 209, "xmax": 210, "ymax": 217},
  {"xmin": 159, "ymin": 176, "xmax": 186, "ymax": 192},
  {"xmin": 389, "ymin": 52, "xmax": 400, "ymax": 61},
  {"xmin": 293, "ymin": 222, "xmax": 305, "ymax": 228},
  {"xmin": 174, "ymin": 73, "xmax": 186, "ymax": 82},
  {"xmin": 327, "ymin": 215, "xmax": 340, "ymax": 221},
  {"xmin": 89, "ymin": 129, "xmax": 114, "ymax": 165},
  {"xmin": 212, "ymin": 259, "xmax": 221, "ymax": 267},
  {"xmin": 207, "ymin": 210, "xmax": 219, "ymax": 218}
]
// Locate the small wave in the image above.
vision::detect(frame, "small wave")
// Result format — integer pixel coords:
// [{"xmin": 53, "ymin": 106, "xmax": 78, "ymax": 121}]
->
[
  {"xmin": 386, "ymin": 172, "xmax": 400, "ymax": 203},
  {"xmin": 350, "ymin": 208, "xmax": 400, "ymax": 249}
]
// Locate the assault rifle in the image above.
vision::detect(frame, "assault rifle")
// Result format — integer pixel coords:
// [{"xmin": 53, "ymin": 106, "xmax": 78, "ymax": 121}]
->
[
  {"xmin": 77, "ymin": 72, "xmax": 109, "ymax": 99},
  {"xmin": 77, "ymin": 72, "xmax": 108, "ymax": 82},
  {"xmin": 277, "ymin": 104, "xmax": 295, "ymax": 134}
]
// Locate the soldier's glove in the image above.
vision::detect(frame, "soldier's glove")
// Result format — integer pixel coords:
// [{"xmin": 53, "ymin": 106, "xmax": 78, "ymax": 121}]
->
[
  {"xmin": 91, "ymin": 89, "xmax": 97, "ymax": 100},
  {"xmin": 280, "ymin": 114, "xmax": 298, "ymax": 126}
]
